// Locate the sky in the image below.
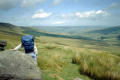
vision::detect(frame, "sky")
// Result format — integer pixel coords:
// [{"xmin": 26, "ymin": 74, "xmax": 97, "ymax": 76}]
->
[{"xmin": 0, "ymin": 0, "xmax": 120, "ymax": 26}]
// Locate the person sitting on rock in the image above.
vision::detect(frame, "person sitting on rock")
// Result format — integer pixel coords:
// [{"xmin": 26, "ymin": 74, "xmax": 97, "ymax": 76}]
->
[{"xmin": 12, "ymin": 35, "xmax": 38, "ymax": 61}]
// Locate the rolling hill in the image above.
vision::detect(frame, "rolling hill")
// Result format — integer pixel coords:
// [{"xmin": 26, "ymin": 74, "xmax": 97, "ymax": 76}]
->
[
  {"xmin": 89, "ymin": 25, "xmax": 120, "ymax": 34},
  {"xmin": 87, "ymin": 25, "xmax": 120, "ymax": 41},
  {"xmin": 0, "ymin": 22, "xmax": 23, "ymax": 36},
  {"xmin": 0, "ymin": 22, "xmax": 120, "ymax": 80},
  {"xmin": 0, "ymin": 22, "xmax": 92, "ymax": 40},
  {"xmin": 34, "ymin": 25, "xmax": 109, "ymax": 34}
]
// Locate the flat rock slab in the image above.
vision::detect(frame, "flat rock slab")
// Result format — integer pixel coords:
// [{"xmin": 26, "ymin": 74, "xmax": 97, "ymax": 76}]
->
[{"xmin": 0, "ymin": 50, "xmax": 42, "ymax": 80}]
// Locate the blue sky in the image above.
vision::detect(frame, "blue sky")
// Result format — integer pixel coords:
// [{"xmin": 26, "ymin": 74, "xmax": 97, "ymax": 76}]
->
[{"xmin": 0, "ymin": 0, "xmax": 120, "ymax": 26}]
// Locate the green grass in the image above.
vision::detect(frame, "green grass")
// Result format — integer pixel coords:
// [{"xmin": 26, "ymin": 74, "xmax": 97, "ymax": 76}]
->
[
  {"xmin": 36, "ymin": 37, "xmax": 120, "ymax": 80},
  {"xmin": 72, "ymin": 49, "xmax": 120, "ymax": 80},
  {"xmin": 0, "ymin": 28, "xmax": 120, "ymax": 80},
  {"xmin": 36, "ymin": 42, "xmax": 92, "ymax": 80},
  {"xmin": 0, "ymin": 32, "xmax": 21, "ymax": 49}
]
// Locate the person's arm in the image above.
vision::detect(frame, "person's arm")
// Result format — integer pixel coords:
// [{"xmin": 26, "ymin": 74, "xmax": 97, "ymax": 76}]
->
[
  {"xmin": 13, "ymin": 44, "xmax": 22, "ymax": 50},
  {"xmin": 34, "ymin": 44, "xmax": 38, "ymax": 56}
]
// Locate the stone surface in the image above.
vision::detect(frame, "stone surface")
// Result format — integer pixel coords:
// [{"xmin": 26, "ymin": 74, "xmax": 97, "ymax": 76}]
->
[
  {"xmin": 0, "ymin": 40, "xmax": 7, "ymax": 51},
  {"xmin": 0, "ymin": 50, "xmax": 42, "ymax": 80},
  {"xmin": 74, "ymin": 77, "xmax": 83, "ymax": 80}
]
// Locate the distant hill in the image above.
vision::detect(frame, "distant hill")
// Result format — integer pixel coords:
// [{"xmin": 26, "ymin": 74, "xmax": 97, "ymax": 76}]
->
[
  {"xmin": 34, "ymin": 26, "xmax": 109, "ymax": 34},
  {"xmin": 89, "ymin": 26, "xmax": 120, "ymax": 34},
  {"xmin": 21, "ymin": 27, "xmax": 93, "ymax": 40},
  {"xmin": 87, "ymin": 26, "xmax": 120, "ymax": 41},
  {"xmin": 0, "ymin": 22, "xmax": 23, "ymax": 36},
  {"xmin": 0, "ymin": 22, "xmax": 14, "ymax": 28},
  {"xmin": 1, "ymin": 22, "xmax": 120, "ymax": 41},
  {"xmin": 0, "ymin": 22, "xmax": 93, "ymax": 40},
  {"xmin": 0, "ymin": 22, "xmax": 16, "ymax": 27}
]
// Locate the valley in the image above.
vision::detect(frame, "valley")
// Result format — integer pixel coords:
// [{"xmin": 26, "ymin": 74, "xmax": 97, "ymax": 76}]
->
[{"xmin": 0, "ymin": 22, "xmax": 120, "ymax": 80}]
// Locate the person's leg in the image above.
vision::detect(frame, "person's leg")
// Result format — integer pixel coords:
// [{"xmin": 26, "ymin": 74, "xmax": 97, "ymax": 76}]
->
[
  {"xmin": 32, "ymin": 53, "xmax": 37, "ymax": 61},
  {"xmin": 28, "ymin": 52, "xmax": 37, "ymax": 61}
]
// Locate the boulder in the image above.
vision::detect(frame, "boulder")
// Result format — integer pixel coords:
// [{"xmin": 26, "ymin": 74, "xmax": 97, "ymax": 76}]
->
[
  {"xmin": 0, "ymin": 40, "xmax": 7, "ymax": 51},
  {"xmin": 74, "ymin": 78, "xmax": 83, "ymax": 80},
  {"xmin": 0, "ymin": 50, "xmax": 42, "ymax": 80}
]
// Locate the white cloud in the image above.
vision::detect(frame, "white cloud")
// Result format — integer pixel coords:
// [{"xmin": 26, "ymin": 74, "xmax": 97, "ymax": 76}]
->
[
  {"xmin": 62, "ymin": 10, "xmax": 110, "ymax": 19},
  {"xmin": 21, "ymin": 0, "xmax": 46, "ymax": 7},
  {"xmin": 75, "ymin": 11, "xmax": 95, "ymax": 18},
  {"xmin": 52, "ymin": 21, "xmax": 64, "ymax": 24},
  {"xmin": 32, "ymin": 9, "xmax": 52, "ymax": 19},
  {"xmin": 0, "ymin": 0, "xmax": 19, "ymax": 10},
  {"xmin": 75, "ymin": 10, "xmax": 109, "ymax": 18}
]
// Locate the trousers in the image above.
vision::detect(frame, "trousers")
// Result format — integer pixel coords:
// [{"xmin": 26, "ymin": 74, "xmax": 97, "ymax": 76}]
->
[{"xmin": 27, "ymin": 52, "xmax": 37, "ymax": 61}]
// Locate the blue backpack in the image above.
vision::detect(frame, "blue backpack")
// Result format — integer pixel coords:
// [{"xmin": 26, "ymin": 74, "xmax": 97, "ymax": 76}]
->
[{"xmin": 21, "ymin": 35, "xmax": 34, "ymax": 53}]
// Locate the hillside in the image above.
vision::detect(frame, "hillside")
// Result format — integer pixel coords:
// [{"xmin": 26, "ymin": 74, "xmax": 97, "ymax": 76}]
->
[
  {"xmin": 0, "ymin": 22, "xmax": 23, "ymax": 36},
  {"xmin": 0, "ymin": 22, "xmax": 120, "ymax": 80},
  {"xmin": 0, "ymin": 22, "xmax": 91, "ymax": 40},
  {"xmin": 86, "ymin": 26, "xmax": 120, "ymax": 42},
  {"xmin": 34, "ymin": 26, "xmax": 109, "ymax": 34},
  {"xmin": 0, "ymin": 22, "xmax": 16, "ymax": 28},
  {"xmin": 68, "ymin": 26, "xmax": 120, "ymax": 43},
  {"xmin": 21, "ymin": 27, "xmax": 93, "ymax": 40},
  {"xmin": 36, "ymin": 25, "xmax": 120, "ymax": 42},
  {"xmin": 0, "ymin": 22, "xmax": 94, "ymax": 41},
  {"xmin": 89, "ymin": 26, "xmax": 120, "ymax": 34}
]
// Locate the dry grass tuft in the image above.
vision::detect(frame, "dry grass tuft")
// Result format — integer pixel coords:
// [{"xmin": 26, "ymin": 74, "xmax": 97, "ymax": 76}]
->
[{"xmin": 72, "ymin": 51, "xmax": 120, "ymax": 80}]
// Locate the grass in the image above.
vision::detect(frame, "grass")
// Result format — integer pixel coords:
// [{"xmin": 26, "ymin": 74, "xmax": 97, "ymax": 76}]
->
[
  {"xmin": 35, "ymin": 37, "xmax": 120, "ymax": 80},
  {"xmin": 0, "ymin": 32, "xmax": 21, "ymax": 49},
  {"xmin": 35, "ymin": 36, "xmax": 120, "ymax": 80},
  {"xmin": 36, "ymin": 42, "xmax": 91, "ymax": 80},
  {"xmin": 72, "ymin": 49, "xmax": 120, "ymax": 80},
  {"xmin": 0, "ymin": 31, "xmax": 120, "ymax": 80}
]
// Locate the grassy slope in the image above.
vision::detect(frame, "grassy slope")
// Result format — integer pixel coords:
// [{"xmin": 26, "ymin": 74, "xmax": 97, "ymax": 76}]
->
[
  {"xmin": 21, "ymin": 27, "xmax": 93, "ymax": 40},
  {"xmin": 84, "ymin": 26, "xmax": 120, "ymax": 41},
  {"xmin": 0, "ymin": 24, "xmax": 23, "ymax": 49},
  {"xmin": 36, "ymin": 36, "xmax": 120, "ymax": 80},
  {"xmin": 1, "ymin": 33, "xmax": 120, "ymax": 80},
  {"xmin": 0, "ymin": 23, "xmax": 120, "ymax": 80}
]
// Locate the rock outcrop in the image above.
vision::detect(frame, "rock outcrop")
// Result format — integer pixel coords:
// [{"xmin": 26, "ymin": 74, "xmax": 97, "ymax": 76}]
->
[
  {"xmin": 0, "ymin": 50, "xmax": 42, "ymax": 80},
  {"xmin": 74, "ymin": 78, "xmax": 82, "ymax": 80},
  {"xmin": 0, "ymin": 40, "xmax": 7, "ymax": 51}
]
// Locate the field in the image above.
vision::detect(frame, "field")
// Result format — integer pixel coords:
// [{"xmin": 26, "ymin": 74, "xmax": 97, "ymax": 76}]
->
[
  {"xmin": 0, "ymin": 23, "xmax": 120, "ymax": 80},
  {"xmin": 36, "ymin": 36, "xmax": 120, "ymax": 80},
  {"xmin": 1, "ymin": 32, "xmax": 120, "ymax": 80}
]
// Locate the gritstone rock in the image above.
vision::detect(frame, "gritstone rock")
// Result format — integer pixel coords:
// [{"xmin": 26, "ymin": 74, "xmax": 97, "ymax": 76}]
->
[{"xmin": 0, "ymin": 50, "xmax": 42, "ymax": 80}]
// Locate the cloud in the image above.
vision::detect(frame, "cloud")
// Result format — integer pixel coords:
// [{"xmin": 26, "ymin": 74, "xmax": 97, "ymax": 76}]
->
[
  {"xmin": 62, "ymin": 10, "xmax": 110, "ymax": 19},
  {"xmin": 104, "ymin": 3, "xmax": 120, "ymax": 10},
  {"xmin": 32, "ymin": 9, "xmax": 52, "ymax": 19},
  {"xmin": 21, "ymin": 0, "xmax": 46, "ymax": 7},
  {"xmin": 75, "ymin": 10, "xmax": 109, "ymax": 18},
  {"xmin": 0, "ymin": 0, "xmax": 19, "ymax": 10},
  {"xmin": 52, "ymin": 21, "xmax": 64, "ymax": 24}
]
